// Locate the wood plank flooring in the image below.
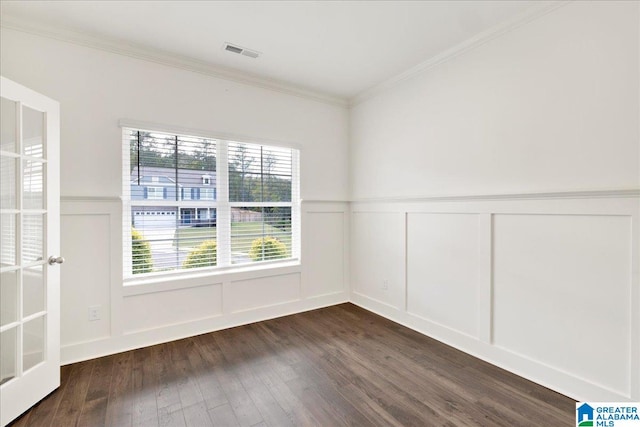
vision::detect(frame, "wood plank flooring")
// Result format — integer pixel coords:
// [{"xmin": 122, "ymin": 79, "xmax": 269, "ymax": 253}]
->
[{"xmin": 10, "ymin": 303, "xmax": 575, "ymax": 426}]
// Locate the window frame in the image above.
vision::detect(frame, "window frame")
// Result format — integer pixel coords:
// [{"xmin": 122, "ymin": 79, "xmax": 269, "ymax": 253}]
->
[{"xmin": 122, "ymin": 124, "xmax": 300, "ymax": 283}]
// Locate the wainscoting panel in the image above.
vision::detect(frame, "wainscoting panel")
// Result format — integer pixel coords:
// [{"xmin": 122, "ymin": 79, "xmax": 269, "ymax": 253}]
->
[
  {"xmin": 61, "ymin": 213, "xmax": 112, "ymax": 345},
  {"xmin": 302, "ymin": 210, "xmax": 346, "ymax": 298},
  {"xmin": 60, "ymin": 198, "xmax": 349, "ymax": 364},
  {"xmin": 227, "ymin": 273, "xmax": 301, "ymax": 313},
  {"xmin": 493, "ymin": 213, "xmax": 632, "ymax": 396},
  {"xmin": 58, "ymin": 194, "xmax": 638, "ymax": 400},
  {"xmin": 352, "ymin": 212, "xmax": 406, "ymax": 309},
  {"xmin": 351, "ymin": 192, "xmax": 639, "ymax": 401},
  {"xmin": 123, "ymin": 283, "xmax": 223, "ymax": 334},
  {"xmin": 407, "ymin": 213, "xmax": 481, "ymax": 338}
]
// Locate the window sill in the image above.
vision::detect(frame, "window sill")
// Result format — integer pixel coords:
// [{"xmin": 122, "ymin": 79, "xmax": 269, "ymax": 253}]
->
[{"xmin": 123, "ymin": 260, "xmax": 301, "ymax": 297}]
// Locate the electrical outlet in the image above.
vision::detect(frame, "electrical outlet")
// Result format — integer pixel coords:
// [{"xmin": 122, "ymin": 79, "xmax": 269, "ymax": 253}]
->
[
  {"xmin": 382, "ymin": 280, "xmax": 389, "ymax": 290},
  {"xmin": 88, "ymin": 305, "xmax": 101, "ymax": 321}
]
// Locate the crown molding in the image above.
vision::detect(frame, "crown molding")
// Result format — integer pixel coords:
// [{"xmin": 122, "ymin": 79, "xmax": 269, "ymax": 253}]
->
[
  {"xmin": 0, "ymin": 15, "xmax": 348, "ymax": 108},
  {"xmin": 349, "ymin": 1, "xmax": 570, "ymax": 107}
]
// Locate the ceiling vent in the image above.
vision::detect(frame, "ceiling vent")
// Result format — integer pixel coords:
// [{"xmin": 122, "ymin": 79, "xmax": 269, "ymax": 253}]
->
[{"xmin": 223, "ymin": 42, "xmax": 261, "ymax": 59}]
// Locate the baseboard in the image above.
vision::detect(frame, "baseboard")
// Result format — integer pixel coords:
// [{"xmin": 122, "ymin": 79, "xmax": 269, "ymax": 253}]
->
[
  {"xmin": 61, "ymin": 291, "xmax": 348, "ymax": 365},
  {"xmin": 61, "ymin": 288, "xmax": 632, "ymax": 402}
]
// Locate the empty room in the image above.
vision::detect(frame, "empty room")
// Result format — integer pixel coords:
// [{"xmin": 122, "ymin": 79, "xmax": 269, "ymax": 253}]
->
[{"xmin": 0, "ymin": 0, "xmax": 639, "ymax": 426}]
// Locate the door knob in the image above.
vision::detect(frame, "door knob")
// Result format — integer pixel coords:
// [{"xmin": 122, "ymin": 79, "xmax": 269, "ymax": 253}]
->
[{"xmin": 48, "ymin": 256, "xmax": 65, "ymax": 265}]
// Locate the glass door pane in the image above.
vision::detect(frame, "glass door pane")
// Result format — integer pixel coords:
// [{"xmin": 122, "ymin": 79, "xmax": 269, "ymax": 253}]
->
[
  {"xmin": 0, "ymin": 271, "xmax": 18, "ymax": 326},
  {"xmin": 23, "ymin": 160, "xmax": 44, "ymax": 209},
  {"xmin": 22, "ymin": 214, "xmax": 44, "ymax": 264},
  {"xmin": 0, "ymin": 328, "xmax": 17, "ymax": 385},
  {"xmin": 22, "ymin": 106, "xmax": 44, "ymax": 158},
  {"xmin": 23, "ymin": 316, "xmax": 44, "ymax": 372},
  {"xmin": 23, "ymin": 266, "xmax": 44, "ymax": 317},
  {"xmin": 0, "ymin": 214, "xmax": 17, "ymax": 267},
  {"xmin": 0, "ymin": 97, "xmax": 17, "ymax": 153},
  {"xmin": 0, "ymin": 156, "xmax": 17, "ymax": 209}
]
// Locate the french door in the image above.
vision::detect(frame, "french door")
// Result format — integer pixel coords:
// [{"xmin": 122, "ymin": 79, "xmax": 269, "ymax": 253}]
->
[{"xmin": 0, "ymin": 76, "xmax": 61, "ymax": 426}]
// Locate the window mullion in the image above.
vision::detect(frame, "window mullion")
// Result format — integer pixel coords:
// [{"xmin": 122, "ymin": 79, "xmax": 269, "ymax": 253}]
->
[
  {"xmin": 216, "ymin": 141, "xmax": 231, "ymax": 267},
  {"xmin": 260, "ymin": 147, "xmax": 265, "ymax": 261}
]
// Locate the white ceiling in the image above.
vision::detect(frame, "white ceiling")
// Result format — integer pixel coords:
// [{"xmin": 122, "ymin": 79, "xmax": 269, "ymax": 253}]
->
[{"xmin": 0, "ymin": 1, "xmax": 551, "ymax": 102}]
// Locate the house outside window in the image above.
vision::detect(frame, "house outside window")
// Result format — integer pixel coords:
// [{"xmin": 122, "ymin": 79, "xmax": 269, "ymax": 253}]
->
[{"xmin": 123, "ymin": 128, "xmax": 300, "ymax": 278}]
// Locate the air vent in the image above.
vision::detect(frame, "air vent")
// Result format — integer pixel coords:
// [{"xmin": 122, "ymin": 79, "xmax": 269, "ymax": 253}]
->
[
  {"xmin": 241, "ymin": 50, "xmax": 260, "ymax": 59},
  {"xmin": 223, "ymin": 42, "xmax": 261, "ymax": 59},
  {"xmin": 224, "ymin": 44, "xmax": 243, "ymax": 54}
]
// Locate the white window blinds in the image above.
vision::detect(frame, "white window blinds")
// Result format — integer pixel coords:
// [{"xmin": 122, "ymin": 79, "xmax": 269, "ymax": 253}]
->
[{"xmin": 122, "ymin": 128, "xmax": 300, "ymax": 278}]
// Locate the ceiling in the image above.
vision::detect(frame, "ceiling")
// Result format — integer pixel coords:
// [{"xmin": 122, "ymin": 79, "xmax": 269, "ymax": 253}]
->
[{"xmin": 0, "ymin": 1, "xmax": 552, "ymax": 103}]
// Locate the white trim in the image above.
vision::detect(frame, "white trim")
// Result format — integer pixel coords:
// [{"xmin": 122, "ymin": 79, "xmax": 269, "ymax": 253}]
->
[
  {"xmin": 61, "ymin": 194, "xmax": 640, "ymax": 204},
  {"xmin": 352, "ymin": 188, "xmax": 640, "ymax": 204},
  {"xmin": 60, "ymin": 291, "xmax": 348, "ymax": 365},
  {"xmin": 0, "ymin": 16, "xmax": 346, "ymax": 108},
  {"xmin": 350, "ymin": 1, "xmax": 569, "ymax": 106}
]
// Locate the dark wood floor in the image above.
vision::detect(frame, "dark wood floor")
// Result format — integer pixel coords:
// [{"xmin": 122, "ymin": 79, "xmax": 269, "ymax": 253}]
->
[{"xmin": 10, "ymin": 303, "xmax": 574, "ymax": 426}]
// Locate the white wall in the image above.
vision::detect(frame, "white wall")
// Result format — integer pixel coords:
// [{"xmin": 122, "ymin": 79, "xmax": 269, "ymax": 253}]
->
[
  {"xmin": 0, "ymin": 29, "xmax": 349, "ymax": 201},
  {"xmin": 350, "ymin": 1, "xmax": 640, "ymax": 402},
  {"xmin": 1, "ymin": 28, "xmax": 350, "ymax": 363},
  {"xmin": 3, "ymin": 0, "xmax": 640, "ymax": 405},
  {"xmin": 351, "ymin": 1, "xmax": 639, "ymax": 199}
]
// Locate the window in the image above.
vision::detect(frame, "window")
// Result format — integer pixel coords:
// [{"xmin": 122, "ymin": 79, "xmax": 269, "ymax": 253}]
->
[
  {"xmin": 228, "ymin": 142, "xmax": 295, "ymax": 263},
  {"xmin": 181, "ymin": 187, "xmax": 192, "ymax": 200},
  {"xmin": 123, "ymin": 128, "xmax": 299, "ymax": 278},
  {"xmin": 200, "ymin": 188, "xmax": 215, "ymax": 200},
  {"xmin": 146, "ymin": 186, "xmax": 164, "ymax": 200}
]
